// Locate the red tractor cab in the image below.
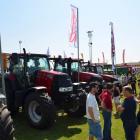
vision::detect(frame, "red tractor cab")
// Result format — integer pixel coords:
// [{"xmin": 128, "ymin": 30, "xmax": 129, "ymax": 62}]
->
[
  {"xmin": 4, "ymin": 49, "xmax": 87, "ymax": 129},
  {"xmin": 52, "ymin": 57, "xmax": 103, "ymax": 102},
  {"xmin": 82, "ymin": 61, "xmax": 122, "ymax": 92}
]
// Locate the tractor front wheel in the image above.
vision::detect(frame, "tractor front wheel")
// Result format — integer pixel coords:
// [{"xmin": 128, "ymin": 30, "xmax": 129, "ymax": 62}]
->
[
  {"xmin": 65, "ymin": 93, "xmax": 87, "ymax": 117},
  {"xmin": 25, "ymin": 92, "xmax": 56, "ymax": 129},
  {"xmin": 0, "ymin": 101, "xmax": 15, "ymax": 140}
]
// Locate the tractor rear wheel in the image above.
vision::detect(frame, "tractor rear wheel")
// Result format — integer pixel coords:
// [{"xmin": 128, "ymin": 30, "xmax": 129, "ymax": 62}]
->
[
  {"xmin": 65, "ymin": 92, "xmax": 87, "ymax": 117},
  {"xmin": 25, "ymin": 91, "xmax": 56, "ymax": 129},
  {"xmin": 5, "ymin": 80, "xmax": 19, "ymax": 115},
  {"xmin": 0, "ymin": 101, "xmax": 15, "ymax": 140}
]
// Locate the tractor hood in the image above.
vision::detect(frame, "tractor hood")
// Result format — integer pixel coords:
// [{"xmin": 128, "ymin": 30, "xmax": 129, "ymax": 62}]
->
[
  {"xmin": 100, "ymin": 74, "xmax": 118, "ymax": 82},
  {"xmin": 74, "ymin": 71, "xmax": 103, "ymax": 84},
  {"xmin": 35, "ymin": 70, "xmax": 72, "ymax": 96}
]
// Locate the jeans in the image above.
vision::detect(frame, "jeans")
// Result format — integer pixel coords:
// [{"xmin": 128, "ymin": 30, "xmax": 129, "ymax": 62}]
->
[
  {"xmin": 123, "ymin": 120, "xmax": 138, "ymax": 140},
  {"xmin": 102, "ymin": 109, "xmax": 112, "ymax": 140}
]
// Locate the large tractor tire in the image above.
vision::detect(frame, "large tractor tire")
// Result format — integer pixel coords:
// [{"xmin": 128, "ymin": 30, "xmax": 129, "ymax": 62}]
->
[
  {"xmin": 25, "ymin": 91, "xmax": 56, "ymax": 129},
  {"xmin": 0, "ymin": 101, "xmax": 15, "ymax": 140},
  {"xmin": 65, "ymin": 91, "xmax": 87, "ymax": 117},
  {"xmin": 5, "ymin": 80, "xmax": 19, "ymax": 115}
]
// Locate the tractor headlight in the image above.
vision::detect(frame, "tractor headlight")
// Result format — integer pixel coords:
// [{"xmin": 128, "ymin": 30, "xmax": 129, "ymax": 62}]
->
[{"xmin": 59, "ymin": 86, "xmax": 73, "ymax": 92}]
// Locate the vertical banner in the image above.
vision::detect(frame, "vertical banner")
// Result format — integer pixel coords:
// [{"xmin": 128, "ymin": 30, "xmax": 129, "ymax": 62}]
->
[
  {"xmin": 98, "ymin": 58, "xmax": 100, "ymax": 65},
  {"xmin": 47, "ymin": 47, "xmax": 50, "ymax": 55},
  {"xmin": 64, "ymin": 51, "xmax": 67, "ymax": 58},
  {"xmin": 102, "ymin": 52, "xmax": 105, "ymax": 65},
  {"xmin": 109, "ymin": 22, "xmax": 115, "ymax": 70},
  {"xmin": 123, "ymin": 49, "xmax": 125, "ymax": 66},
  {"xmin": 69, "ymin": 5, "xmax": 80, "ymax": 84},
  {"xmin": 81, "ymin": 53, "xmax": 84, "ymax": 62},
  {"xmin": 69, "ymin": 5, "xmax": 78, "ymax": 48}
]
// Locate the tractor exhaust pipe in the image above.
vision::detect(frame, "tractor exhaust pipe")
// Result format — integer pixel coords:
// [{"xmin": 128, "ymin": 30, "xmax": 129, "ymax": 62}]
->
[{"xmin": 23, "ymin": 48, "xmax": 28, "ymax": 90}]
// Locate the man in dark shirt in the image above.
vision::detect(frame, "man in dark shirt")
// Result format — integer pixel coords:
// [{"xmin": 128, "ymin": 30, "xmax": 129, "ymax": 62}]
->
[
  {"xmin": 117, "ymin": 86, "xmax": 138, "ymax": 140},
  {"xmin": 99, "ymin": 83, "xmax": 116, "ymax": 140}
]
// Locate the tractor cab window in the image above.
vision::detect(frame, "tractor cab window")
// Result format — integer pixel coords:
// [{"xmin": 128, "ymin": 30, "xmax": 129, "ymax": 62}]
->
[
  {"xmin": 71, "ymin": 62, "xmax": 82, "ymax": 72},
  {"xmin": 55, "ymin": 61, "xmax": 68, "ymax": 73},
  {"xmin": 12, "ymin": 57, "xmax": 24, "ymax": 75},
  {"xmin": 27, "ymin": 57, "xmax": 50, "ymax": 73},
  {"xmin": 96, "ymin": 66, "xmax": 103, "ymax": 74},
  {"xmin": 85, "ymin": 67, "xmax": 89, "ymax": 72}
]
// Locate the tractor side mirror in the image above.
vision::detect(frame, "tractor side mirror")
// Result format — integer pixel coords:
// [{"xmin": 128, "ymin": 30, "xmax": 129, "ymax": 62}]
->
[{"xmin": 11, "ymin": 53, "xmax": 19, "ymax": 65}]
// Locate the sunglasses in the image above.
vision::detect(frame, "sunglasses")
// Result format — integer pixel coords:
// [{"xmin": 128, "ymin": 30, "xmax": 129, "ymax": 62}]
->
[{"xmin": 95, "ymin": 87, "xmax": 99, "ymax": 89}]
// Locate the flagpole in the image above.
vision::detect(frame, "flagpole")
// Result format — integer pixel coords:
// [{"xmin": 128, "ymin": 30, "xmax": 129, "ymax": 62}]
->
[{"xmin": 77, "ymin": 8, "xmax": 79, "ymax": 85}]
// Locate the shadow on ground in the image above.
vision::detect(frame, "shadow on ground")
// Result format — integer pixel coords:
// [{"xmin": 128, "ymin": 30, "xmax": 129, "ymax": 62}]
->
[
  {"xmin": 12, "ymin": 109, "xmax": 87, "ymax": 140},
  {"xmin": 113, "ymin": 112, "xmax": 120, "ymax": 119}
]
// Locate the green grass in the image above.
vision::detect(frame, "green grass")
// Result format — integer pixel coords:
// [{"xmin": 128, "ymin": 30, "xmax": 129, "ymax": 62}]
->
[{"xmin": 13, "ymin": 83, "xmax": 140, "ymax": 140}]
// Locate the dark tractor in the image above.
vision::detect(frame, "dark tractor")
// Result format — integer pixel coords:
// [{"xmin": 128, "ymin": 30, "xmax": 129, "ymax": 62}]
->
[
  {"xmin": 4, "ymin": 48, "xmax": 87, "ymax": 129},
  {"xmin": 82, "ymin": 61, "xmax": 122, "ymax": 92},
  {"xmin": 0, "ymin": 43, "xmax": 15, "ymax": 139},
  {"xmin": 52, "ymin": 57, "xmax": 103, "ymax": 102}
]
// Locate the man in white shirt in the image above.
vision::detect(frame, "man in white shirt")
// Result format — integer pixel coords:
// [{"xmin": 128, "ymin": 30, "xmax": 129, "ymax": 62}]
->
[{"xmin": 86, "ymin": 82, "xmax": 103, "ymax": 140}]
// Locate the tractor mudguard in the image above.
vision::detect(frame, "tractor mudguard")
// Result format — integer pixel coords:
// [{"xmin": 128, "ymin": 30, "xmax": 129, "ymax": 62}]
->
[
  {"xmin": 4, "ymin": 74, "xmax": 19, "ymax": 91},
  {"xmin": 15, "ymin": 86, "xmax": 47, "ymax": 107},
  {"xmin": 24, "ymin": 86, "xmax": 47, "ymax": 100}
]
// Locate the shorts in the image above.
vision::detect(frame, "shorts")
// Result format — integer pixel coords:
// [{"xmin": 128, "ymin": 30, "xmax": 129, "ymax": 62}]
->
[
  {"xmin": 137, "ymin": 111, "xmax": 140, "ymax": 125},
  {"xmin": 87, "ymin": 119, "xmax": 103, "ymax": 139},
  {"xmin": 113, "ymin": 96, "xmax": 121, "ymax": 104}
]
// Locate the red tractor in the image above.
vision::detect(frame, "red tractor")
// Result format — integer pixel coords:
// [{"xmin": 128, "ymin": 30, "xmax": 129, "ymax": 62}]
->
[
  {"xmin": 52, "ymin": 57, "xmax": 103, "ymax": 102},
  {"xmin": 82, "ymin": 61, "xmax": 122, "ymax": 92},
  {"xmin": 4, "ymin": 49, "xmax": 87, "ymax": 129}
]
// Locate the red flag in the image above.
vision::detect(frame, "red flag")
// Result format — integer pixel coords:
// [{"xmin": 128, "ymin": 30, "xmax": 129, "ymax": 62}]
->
[
  {"xmin": 102, "ymin": 52, "xmax": 105, "ymax": 65},
  {"xmin": 123, "ymin": 49, "xmax": 125, "ymax": 65},
  {"xmin": 109, "ymin": 22, "xmax": 115, "ymax": 70},
  {"xmin": 98, "ymin": 58, "xmax": 100, "ymax": 65}
]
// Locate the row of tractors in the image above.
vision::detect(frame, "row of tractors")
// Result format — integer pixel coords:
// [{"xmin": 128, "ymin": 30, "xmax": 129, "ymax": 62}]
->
[{"xmin": 0, "ymin": 48, "xmax": 122, "ymax": 140}]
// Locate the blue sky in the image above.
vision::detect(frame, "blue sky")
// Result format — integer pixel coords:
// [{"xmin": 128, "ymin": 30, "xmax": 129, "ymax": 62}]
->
[{"xmin": 0, "ymin": 0, "xmax": 140, "ymax": 64}]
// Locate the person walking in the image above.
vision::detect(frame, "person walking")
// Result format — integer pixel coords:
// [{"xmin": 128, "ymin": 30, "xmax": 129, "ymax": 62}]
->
[
  {"xmin": 131, "ymin": 77, "xmax": 136, "ymax": 94},
  {"xmin": 100, "ymin": 83, "xmax": 116, "ymax": 140},
  {"xmin": 112, "ymin": 83, "xmax": 121, "ymax": 113},
  {"xmin": 122, "ymin": 75, "xmax": 128, "ymax": 87},
  {"xmin": 117, "ymin": 86, "xmax": 138, "ymax": 140},
  {"xmin": 86, "ymin": 82, "xmax": 103, "ymax": 140}
]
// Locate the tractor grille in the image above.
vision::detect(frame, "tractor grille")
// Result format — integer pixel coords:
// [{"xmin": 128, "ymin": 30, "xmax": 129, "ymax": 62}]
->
[{"xmin": 90, "ymin": 76, "xmax": 103, "ymax": 84}]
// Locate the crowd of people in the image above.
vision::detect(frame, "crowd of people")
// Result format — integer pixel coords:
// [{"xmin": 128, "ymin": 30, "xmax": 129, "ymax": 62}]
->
[{"xmin": 86, "ymin": 76, "xmax": 140, "ymax": 140}]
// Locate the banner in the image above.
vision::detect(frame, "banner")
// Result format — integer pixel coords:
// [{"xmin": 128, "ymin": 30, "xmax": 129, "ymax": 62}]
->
[
  {"xmin": 69, "ymin": 5, "xmax": 78, "ymax": 48},
  {"xmin": 81, "ymin": 53, "xmax": 84, "ymax": 62},
  {"xmin": 47, "ymin": 47, "xmax": 50, "ymax": 55},
  {"xmin": 98, "ymin": 58, "xmax": 100, "ymax": 65},
  {"xmin": 109, "ymin": 22, "xmax": 115, "ymax": 70},
  {"xmin": 123, "ymin": 49, "xmax": 125, "ymax": 65},
  {"xmin": 102, "ymin": 52, "xmax": 105, "ymax": 65},
  {"xmin": 64, "ymin": 51, "xmax": 67, "ymax": 58}
]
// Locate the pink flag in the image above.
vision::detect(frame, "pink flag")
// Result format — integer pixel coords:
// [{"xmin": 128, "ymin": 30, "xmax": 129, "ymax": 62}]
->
[
  {"xmin": 69, "ymin": 5, "xmax": 78, "ymax": 48},
  {"xmin": 102, "ymin": 52, "xmax": 105, "ymax": 65},
  {"xmin": 98, "ymin": 58, "xmax": 100, "ymax": 65}
]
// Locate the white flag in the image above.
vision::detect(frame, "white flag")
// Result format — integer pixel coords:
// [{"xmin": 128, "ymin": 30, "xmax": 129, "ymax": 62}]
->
[
  {"xmin": 47, "ymin": 47, "xmax": 50, "ymax": 55},
  {"xmin": 64, "ymin": 51, "xmax": 67, "ymax": 58},
  {"xmin": 69, "ymin": 5, "xmax": 78, "ymax": 48}
]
